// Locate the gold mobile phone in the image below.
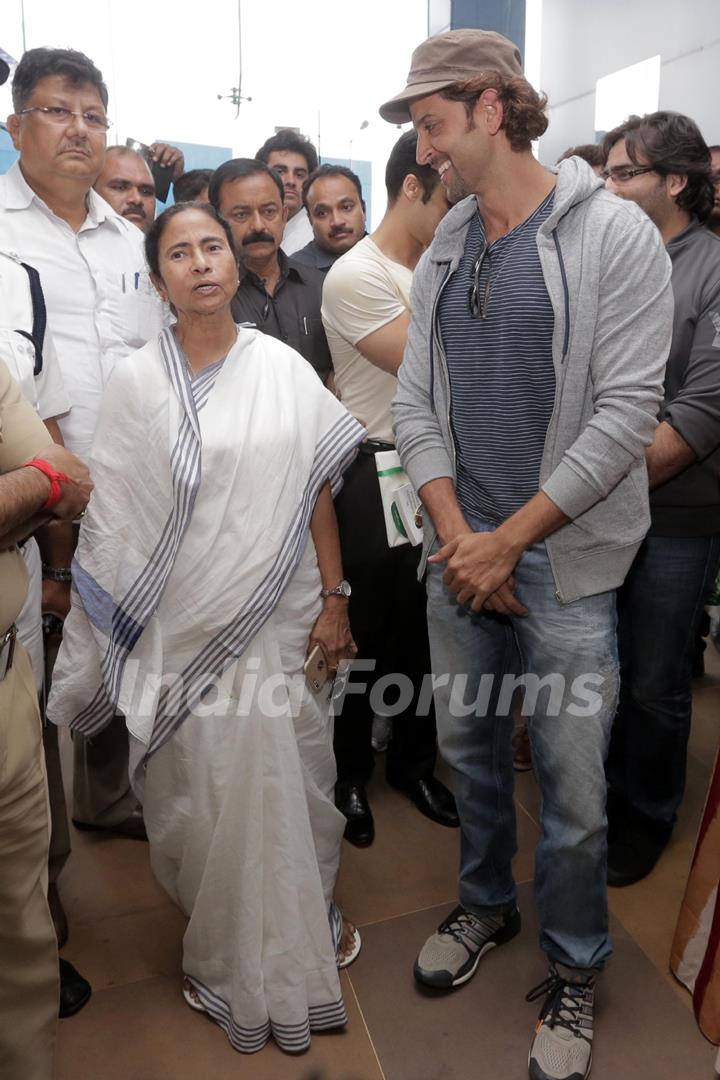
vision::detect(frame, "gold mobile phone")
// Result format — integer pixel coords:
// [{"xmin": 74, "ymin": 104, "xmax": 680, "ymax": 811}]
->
[{"xmin": 304, "ymin": 644, "xmax": 329, "ymax": 694}]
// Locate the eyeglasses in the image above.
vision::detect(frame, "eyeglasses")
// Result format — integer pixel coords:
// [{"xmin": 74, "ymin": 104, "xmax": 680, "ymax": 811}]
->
[
  {"xmin": 468, "ymin": 244, "xmax": 491, "ymax": 320},
  {"xmin": 19, "ymin": 105, "xmax": 112, "ymax": 132},
  {"xmin": 601, "ymin": 164, "xmax": 655, "ymax": 184}
]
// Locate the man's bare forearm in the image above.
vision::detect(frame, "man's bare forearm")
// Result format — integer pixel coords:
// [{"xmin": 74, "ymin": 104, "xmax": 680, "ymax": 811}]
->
[
  {"xmin": 0, "ymin": 466, "xmax": 51, "ymax": 545},
  {"xmin": 419, "ymin": 478, "xmax": 567, "ymax": 554},
  {"xmin": 418, "ymin": 476, "xmax": 472, "ymax": 544},
  {"xmin": 646, "ymin": 420, "xmax": 697, "ymax": 490},
  {"xmin": 497, "ymin": 490, "xmax": 570, "ymax": 555}
]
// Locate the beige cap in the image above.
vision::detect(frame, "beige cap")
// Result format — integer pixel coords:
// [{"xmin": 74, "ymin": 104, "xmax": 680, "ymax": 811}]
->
[{"xmin": 379, "ymin": 28, "xmax": 523, "ymax": 125}]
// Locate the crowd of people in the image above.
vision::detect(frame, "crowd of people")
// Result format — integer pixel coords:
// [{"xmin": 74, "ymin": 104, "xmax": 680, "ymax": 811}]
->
[{"xmin": 0, "ymin": 25, "xmax": 718, "ymax": 1080}]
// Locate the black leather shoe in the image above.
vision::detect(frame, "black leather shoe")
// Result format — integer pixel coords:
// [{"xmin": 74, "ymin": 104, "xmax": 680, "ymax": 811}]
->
[
  {"xmin": 335, "ymin": 781, "xmax": 374, "ymax": 847},
  {"xmin": 48, "ymin": 883, "xmax": 68, "ymax": 949},
  {"xmin": 389, "ymin": 776, "xmax": 460, "ymax": 828},
  {"xmin": 73, "ymin": 805, "xmax": 147, "ymax": 841},
  {"xmin": 59, "ymin": 958, "xmax": 92, "ymax": 1018},
  {"xmin": 607, "ymin": 816, "xmax": 672, "ymax": 887}
]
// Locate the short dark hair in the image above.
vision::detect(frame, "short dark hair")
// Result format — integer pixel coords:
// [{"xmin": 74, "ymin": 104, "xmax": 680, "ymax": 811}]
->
[
  {"xmin": 603, "ymin": 111, "xmax": 714, "ymax": 222},
  {"xmin": 144, "ymin": 203, "xmax": 236, "ymax": 279},
  {"xmin": 557, "ymin": 143, "xmax": 604, "ymax": 168},
  {"xmin": 173, "ymin": 168, "xmax": 215, "ymax": 203},
  {"xmin": 302, "ymin": 164, "xmax": 365, "ymax": 210},
  {"xmin": 255, "ymin": 129, "xmax": 318, "ymax": 174},
  {"xmin": 440, "ymin": 73, "xmax": 548, "ymax": 152},
  {"xmin": 208, "ymin": 158, "xmax": 285, "ymax": 210},
  {"xmin": 12, "ymin": 47, "xmax": 108, "ymax": 113},
  {"xmin": 385, "ymin": 130, "xmax": 439, "ymax": 204}
]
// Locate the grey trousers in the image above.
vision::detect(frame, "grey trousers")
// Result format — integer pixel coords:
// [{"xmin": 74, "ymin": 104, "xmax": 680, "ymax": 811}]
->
[{"xmin": 72, "ymin": 719, "xmax": 137, "ymax": 826}]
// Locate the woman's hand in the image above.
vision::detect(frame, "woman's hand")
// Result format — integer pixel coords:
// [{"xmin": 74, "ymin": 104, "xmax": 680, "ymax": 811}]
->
[{"xmin": 308, "ymin": 598, "xmax": 357, "ymax": 672}]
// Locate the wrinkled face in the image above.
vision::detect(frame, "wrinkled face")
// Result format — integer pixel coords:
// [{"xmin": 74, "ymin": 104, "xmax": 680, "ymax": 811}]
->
[
  {"xmin": 94, "ymin": 150, "xmax": 156, "ymax": 231},
  {"xmin": 410, "ymin": 91, "xmax": 486, "ymax": 202},
  {"xmin": 305, "ymin": 175, "xmax": 365, "ymax": 255},
  {"xmin": 151, "ymin": 207, "xmax": 238, "ymax": 319},
  {"xmin": 8, "ymin": 74, "xmax": 108, "ymax": 189},
  {"xmin": 266, "ymin": 149, "xmax": 309, "ymax": 219},
  {"xmin": 603, "ymin": 138, "xmax": 671, "ymax": 229},
  {"xmin": 215, "ymin": 172, "xmax": 286, "ymax": 261}
]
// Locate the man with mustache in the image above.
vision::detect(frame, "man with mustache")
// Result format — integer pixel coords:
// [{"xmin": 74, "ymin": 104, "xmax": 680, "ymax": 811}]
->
[
  {"xmin": 93, "ymin": 145, "xmax": 156, "ymax": 232},
  {"xmin": 294, "ymin": 164, "xmax": 367, "ymax": 273},
  {"xmin": 0, "ymin": 47, "xmax": 164, "ymax": 926},
  {"xmin": 210, "ymin": 157, "xmax": 332, "ymax": 382}
]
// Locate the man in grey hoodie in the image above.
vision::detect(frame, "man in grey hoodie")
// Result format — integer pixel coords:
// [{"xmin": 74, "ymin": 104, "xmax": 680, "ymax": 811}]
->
[
  {"xmin": 380, "ymin": 28, "xmax": 673, "ymax": 1080},
  {"xmin": 603, "ymin": 112, "xmax": 720, "ymax": 888}
]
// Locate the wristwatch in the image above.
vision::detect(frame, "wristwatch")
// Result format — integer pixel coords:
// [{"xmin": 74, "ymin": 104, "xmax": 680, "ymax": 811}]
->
[{"xmin": 321, "ymin": 579, "xmax": 352, "ymax": 600}]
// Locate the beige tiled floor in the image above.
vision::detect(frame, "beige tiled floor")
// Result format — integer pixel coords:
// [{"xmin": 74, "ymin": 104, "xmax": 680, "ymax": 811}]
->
[{"xmin": 55, "ymin": 648, "xmax": 720, "ymax": 1079}]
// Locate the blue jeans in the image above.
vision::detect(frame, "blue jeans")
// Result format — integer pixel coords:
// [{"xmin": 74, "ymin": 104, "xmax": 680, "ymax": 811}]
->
[
  {"xmin": 608, "ymin": 533, "xmax": 720, "ymax": 829},
  {"xmin": 426, "ymin": 515, "xmax": 618, "ymax": 973}
]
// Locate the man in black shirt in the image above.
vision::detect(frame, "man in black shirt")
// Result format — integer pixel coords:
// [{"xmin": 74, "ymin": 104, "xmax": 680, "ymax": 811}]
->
[
  {"xmin": 294, "ymin": 164, "xmax": 367, "ymax": 273},
  {"xmin": 209, "ymin": 158, "xmax": 332, "ymax": 381},
  {"xmin": 604, "ymin": 111, "xmax": 720, "ymax": 885}
]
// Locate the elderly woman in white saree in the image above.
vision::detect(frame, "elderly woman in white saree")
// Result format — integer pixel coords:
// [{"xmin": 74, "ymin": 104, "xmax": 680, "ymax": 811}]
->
[{"xmin": 48, "ymin": 204, "xmax": 365, "ymax": 1054}]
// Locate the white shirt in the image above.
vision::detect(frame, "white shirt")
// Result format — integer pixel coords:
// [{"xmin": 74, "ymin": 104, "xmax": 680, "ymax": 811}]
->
[
  {"xmin": 322, "ymin": 236, "xmax": 412, "ymax": 443},
  {"xmin": 0, "ymin": 249, "xmax": 70, "ymax": 690},
  {"xmin": 0, "ymin": 162, "xmax": 165, "ymax": 458},
  {"xmin": 281, "ymin": 208, "xmax": 314, "ymax": 256},
  {"xmin": 0, "ymin": 250, "xmax": 70, "ymax": 420}
]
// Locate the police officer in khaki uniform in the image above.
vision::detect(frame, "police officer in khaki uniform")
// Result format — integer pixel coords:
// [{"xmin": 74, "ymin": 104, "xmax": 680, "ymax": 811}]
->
[{"xmin": 0, "ymin": 356, "xmax": 92, "ymax": 1080}]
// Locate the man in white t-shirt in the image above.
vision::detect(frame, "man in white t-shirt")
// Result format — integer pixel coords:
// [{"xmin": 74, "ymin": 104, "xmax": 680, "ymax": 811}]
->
[
  {"xmin": 1, "ymin": 47, "xmax": 165, "ymax": 847},
  {"xmin": 322, "ymin": 131, "xmax": 456, "ymax": 846}
]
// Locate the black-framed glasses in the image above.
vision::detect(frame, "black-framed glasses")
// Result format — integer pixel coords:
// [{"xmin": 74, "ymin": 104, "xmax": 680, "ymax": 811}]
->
[
  {"xmin": 468, "ymin": 243, "xmax": 491, "ymax": 320},
  {"xmin": 19, "ymin": 105, "xmax": 112, "ymax": 132},
  {"xmin": 601, "ymin": 164, "xmax": 655, "ymax": 184}
]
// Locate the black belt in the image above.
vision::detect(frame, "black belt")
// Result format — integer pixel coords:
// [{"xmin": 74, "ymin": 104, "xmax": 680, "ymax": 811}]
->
[{"xmin": 359, "ymin": 439, "xmax": 395, "ymax": 456}]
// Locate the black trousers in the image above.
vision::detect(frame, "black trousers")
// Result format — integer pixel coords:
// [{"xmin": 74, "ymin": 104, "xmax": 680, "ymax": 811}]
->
[{"xmin": 333, "ymin": 448, "xmax": 437, "ymax": 786}]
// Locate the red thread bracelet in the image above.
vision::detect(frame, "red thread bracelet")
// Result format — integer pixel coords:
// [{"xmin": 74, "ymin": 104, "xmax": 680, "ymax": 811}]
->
[{"xmin": 25, "ymin": 457, "xmax": 71, "ymax": 510}]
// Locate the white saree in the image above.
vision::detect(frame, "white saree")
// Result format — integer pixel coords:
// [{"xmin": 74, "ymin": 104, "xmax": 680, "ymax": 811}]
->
[{"xmin": 48, "ymin": 326, "xmax": 365, "ymax": 1053}]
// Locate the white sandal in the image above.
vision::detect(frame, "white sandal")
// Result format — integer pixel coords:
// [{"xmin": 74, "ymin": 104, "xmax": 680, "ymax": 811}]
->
[
  {"xmin": 337, "ymin": 924, "xmax": 362, "ymax": 969},
  {"xmin": 182, "ymin": 977, "xmax": 206, "ymax": 1012}
]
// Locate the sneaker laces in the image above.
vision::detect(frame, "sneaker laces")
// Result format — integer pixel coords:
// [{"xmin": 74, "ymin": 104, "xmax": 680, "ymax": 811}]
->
[
  {"xmin": 439, "ymin": 907, "xmax": 506, "ymax": 951},
  {"xmin": 526, "ymin": 967, "xmax": 594, "ymax": 1045}
]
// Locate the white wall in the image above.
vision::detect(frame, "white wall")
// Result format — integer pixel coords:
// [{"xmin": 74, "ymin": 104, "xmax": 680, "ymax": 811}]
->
[{"xmin": 537, "ymin": 0, "xmax": 720, "ymax": 164}]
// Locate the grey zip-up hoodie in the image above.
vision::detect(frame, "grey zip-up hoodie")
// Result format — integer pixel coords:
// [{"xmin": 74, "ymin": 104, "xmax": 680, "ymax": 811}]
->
[{"xmin": 393, "ymin": 158, "xmax": 674, "ymax": 603}]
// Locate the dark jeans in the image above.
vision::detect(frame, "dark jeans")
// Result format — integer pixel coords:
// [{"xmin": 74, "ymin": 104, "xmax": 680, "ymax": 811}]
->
[
  {"xmin": 607, "ymin": 533, "xmax": 720, "ymax": 830},
  {"xmin": 333, "ymin": 448, "xmax": 437, "ymax": 787}
]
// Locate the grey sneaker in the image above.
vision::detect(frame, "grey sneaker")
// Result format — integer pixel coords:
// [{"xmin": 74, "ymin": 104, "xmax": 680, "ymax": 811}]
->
[
  {"xmin": 526, "ymin": 964, "xmax": 595, "ymax": 1080},
  {"xmin": 414, "ymin": 904, "xmax": 521, "ymax": 989}
]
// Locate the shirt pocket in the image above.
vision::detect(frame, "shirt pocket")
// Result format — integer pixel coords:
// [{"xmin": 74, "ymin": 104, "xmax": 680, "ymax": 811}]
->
[{"xmin": 96, "ymin": 268, "xmax": 165, "ymax": 354}]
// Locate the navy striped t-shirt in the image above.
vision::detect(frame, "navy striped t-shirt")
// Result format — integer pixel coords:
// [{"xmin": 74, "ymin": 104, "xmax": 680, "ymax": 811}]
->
[{"xmin": 438, "ymin": 192, "xmax": 556, "ymax": 523}]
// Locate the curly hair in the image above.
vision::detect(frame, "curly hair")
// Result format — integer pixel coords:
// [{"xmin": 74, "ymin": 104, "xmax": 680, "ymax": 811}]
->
[
  {"xmin": 603, "ymin": 112, "xmax": 714, "ymax": 222},
  {"xmin": 441, "ymin": 73, "xmax": 548, "ymax": 152}
]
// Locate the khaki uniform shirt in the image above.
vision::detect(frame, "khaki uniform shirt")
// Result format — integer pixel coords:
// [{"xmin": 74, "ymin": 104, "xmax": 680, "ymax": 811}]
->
[{"xmin": 0, "ymin": 359, "xmax": 51, "ymax": 634}]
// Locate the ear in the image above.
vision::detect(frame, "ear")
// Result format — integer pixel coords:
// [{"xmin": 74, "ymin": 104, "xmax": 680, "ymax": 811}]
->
[
  {"xmin": 402, "ymin": 173, "xmax": 421, "ymax": 203},
  {"xmin": 150, "ymin": 271, "xmax": 167, "ymax": 302},
  {"xmin": 6, "ymin": 113, "xmax": 21, "ymax": 150},
  {"xmin": 475, "ymin": 88, "xmax": 504, "ymax": 137},
  {"xmin": 665, "ymin": 172, "xmax": 688, "ymax": 202}
]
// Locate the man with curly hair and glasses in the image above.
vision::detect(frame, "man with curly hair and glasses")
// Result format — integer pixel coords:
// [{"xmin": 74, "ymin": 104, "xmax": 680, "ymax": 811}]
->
[
  {"xmin": 381, "ymin": 28, "xmax": 674, "ymax": 1080},
  {"xmin": 603, "ymin": 112, "xmax": 720, "ymax": 889}
]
